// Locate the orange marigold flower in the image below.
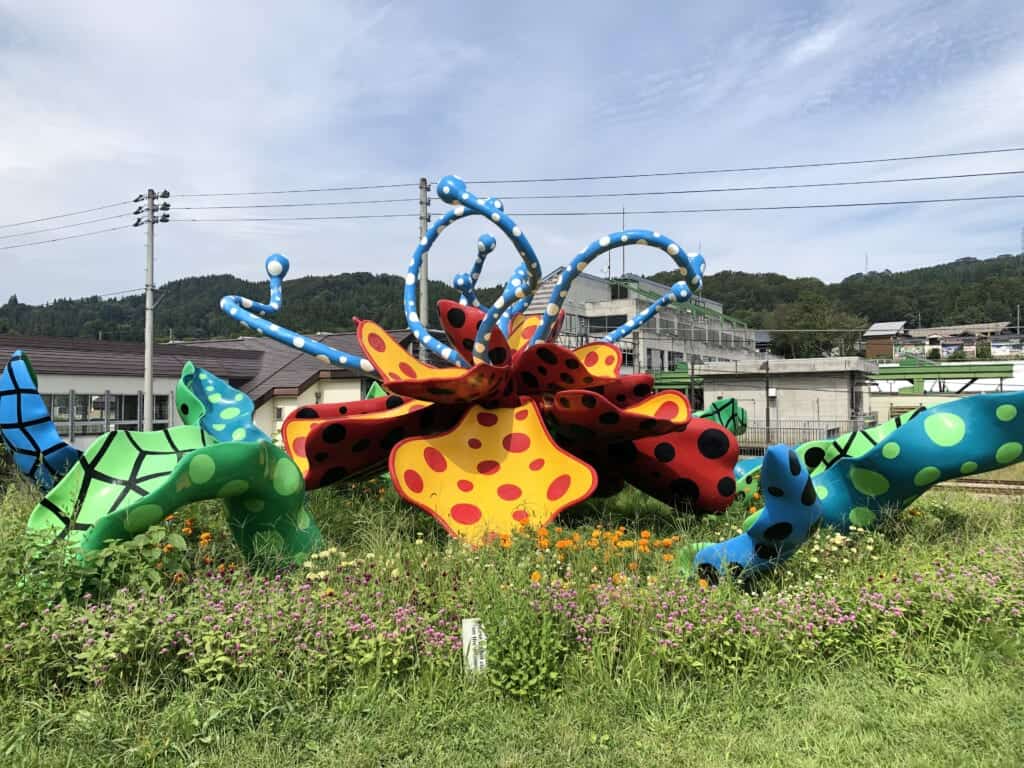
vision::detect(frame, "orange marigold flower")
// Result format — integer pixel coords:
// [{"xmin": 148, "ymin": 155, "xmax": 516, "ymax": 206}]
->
[
  {"xmin": 611, "ymin": 572, "xmax": 626, "ymax": 585},
  {"xmin": 616, "ymin": 540, "xmax": 634, "ymax": 549},
  {"xmin": 164, "ymin": 514, "xmax": 175, "ymax": 522},
  {"xmin": 662, "ymin": 553, "xmax": 674, "ymax": 563},
  {"xmin": 749, "ymin": 506, "xmax": 757, "ymax": 513},
  {"xmin": 640, "ymin": 530, "xmax": 651, "ymax": 539},
  {"xmin": 500, "ymin": 534, "xmax": 512, "ymax": 549},
  {"xmin": 555, "ymin": 539, "xmax": 574, "ymax": 550},
  {"xmin": 698, "ymin": 577, "xmax": 709, "ymax": 589},
  {"xmin": 182, "ymin": 527, "xmax": 193, "ymax": 537},
  {"xmin": 627, "ymin": 561, "xmax": 639, "ymax": 571},
  {"xmin": 172, "ymin": 572, "xmax": 185, "ymax": 584},
  {"xmin": 162, "ymin": 543, "xmax": 174, "ymax": 554},
  {"xmin": 530, "ymin": 570, "xmax": 542, "ymax": 583},
  {"xmin": 217, "ymin": 563, "xmax": 226, "ymax": 573}
]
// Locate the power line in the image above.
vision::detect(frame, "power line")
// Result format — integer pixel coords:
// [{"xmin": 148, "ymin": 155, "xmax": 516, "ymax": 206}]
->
[
  {"xmin": 0, "ymin": 224, "xmax": 134, "ymax": 251},
  {"xmin": 175, "ymin": 181, "xmax": 417, "ymax": 199},
  {"xmin": 172, "ymin": 192, "xmax": 1024, "ymax": 224},
  {"xmin": 467, "ymin": 146, "xmax": 1024, "ymax": 185},
  {"xmin": 481, "ymin": 169, "xmax": 1024, "ymax": 202},
  {"xmin": 176, "ymin": 213, "xmax": 415, "ymax": 223},
  {"xmin": 0, "ymin": 213, "xmax": 129, "ymax": 241},
  {"xmin": 176, "ymin": 196, "xmax": 418, "ymax": 211},
  {"xmin": 0, "ymin": 200, "xmax": 131, "ymax": 230}
]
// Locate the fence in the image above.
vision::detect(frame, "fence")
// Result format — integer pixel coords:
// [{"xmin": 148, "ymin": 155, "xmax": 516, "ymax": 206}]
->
[{"xmin": 737, "ymin": 416, "xmax": 878, "ymax": 456}]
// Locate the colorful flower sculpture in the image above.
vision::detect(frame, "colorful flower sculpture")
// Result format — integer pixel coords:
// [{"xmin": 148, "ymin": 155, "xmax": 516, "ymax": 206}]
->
[
  {"xmin": 690, "ymin": 391, "xmax": 1024, "ymax": 580},
  {"xmin": 220, "ymin": 174, "xmax": 737, "ymax": 544},
  {"xmin": 23, "ymin": 364, "xmax": 320, "ymax": 564}
]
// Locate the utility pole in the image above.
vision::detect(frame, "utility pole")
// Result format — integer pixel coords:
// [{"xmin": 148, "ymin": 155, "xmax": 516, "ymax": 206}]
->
[
  {"xmin": 418, "ymin": 178, "xmax": 431, "ymax": 362},
  {"xmin": 620, "ymin": 207, "xmax": 625, "ymax": 276},
  {"xmin": 133, "ymin": 188, "xmax": 170, "ymax": 431}
]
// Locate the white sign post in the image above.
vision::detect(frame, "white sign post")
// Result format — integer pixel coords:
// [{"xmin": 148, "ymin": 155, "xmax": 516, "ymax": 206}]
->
[{"xmin": 461, "ymin": 618, "xmax": 487, "ymax": 673}]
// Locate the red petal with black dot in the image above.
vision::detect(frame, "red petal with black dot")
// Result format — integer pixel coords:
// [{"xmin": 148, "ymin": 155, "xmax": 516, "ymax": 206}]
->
[
  {"xmin": 437, "ymin": 299, "xmax": 512, "ymax": 366},
  {"xmin": 297, "ymin": 402, "xmax": 464, "ymax": 489},
  {"xmin": 512, "ymin": 343, "xmax": 619, "ymax": 394},
  {"xmin": 356, "ymin": 318, "xmax": 510, "ymax": 404},
  {"xmin": 587, "ymin": 418, "xmax": 739, "ymax": 514},
  {"xmin": 587, "ymin": 374, "xmax": 658, "ymax": 409},
  {"xmin": 546, "ymin": 389, "xmax": 691, "ymax": 442},
  {"xmin": 282, "ymin": 394, "xmax": 426, "ymax": 478}
]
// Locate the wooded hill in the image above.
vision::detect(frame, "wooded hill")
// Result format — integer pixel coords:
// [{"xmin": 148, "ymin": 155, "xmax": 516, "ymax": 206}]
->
[{"xmin": 1, "ymin": 253, "xmax": 1020, "ymax": 355}]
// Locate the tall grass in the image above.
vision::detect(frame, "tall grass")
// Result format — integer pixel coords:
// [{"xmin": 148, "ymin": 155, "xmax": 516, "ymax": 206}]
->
[{"xmin": 0, "ymin": 467, "xmax": 1021, "ymax": 767}]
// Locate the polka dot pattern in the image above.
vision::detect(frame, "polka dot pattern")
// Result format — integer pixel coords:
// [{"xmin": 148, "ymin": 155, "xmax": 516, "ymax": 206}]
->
[{"xmin": 389, "ymin": 402, "xmax": 596, "ymax": 544}]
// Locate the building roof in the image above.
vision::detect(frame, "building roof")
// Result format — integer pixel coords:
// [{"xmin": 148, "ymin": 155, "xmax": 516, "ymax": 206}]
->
[
  {"xmin": 0, "ymin": 334, "xmax": 263, "ymax": 382},
  {"xmin": 173, "ymin": 330, "xmax": 412, "ymax": 406},
  {"xmin": 905, "ymin": 321, "xmax": 1010, "ymax": 339},
  {"xmin": 863, "ymin": 321, "xmax": 907, "ymax": 338},
  {"xmin": 701, "ymin": 356, "xmax": 879, "ymax": 376}
]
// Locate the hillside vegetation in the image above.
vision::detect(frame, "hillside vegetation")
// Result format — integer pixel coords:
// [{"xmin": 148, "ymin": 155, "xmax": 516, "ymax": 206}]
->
[{"xmin": 0, "ymin": 253, "xmax": 1020, "ymax": 352}]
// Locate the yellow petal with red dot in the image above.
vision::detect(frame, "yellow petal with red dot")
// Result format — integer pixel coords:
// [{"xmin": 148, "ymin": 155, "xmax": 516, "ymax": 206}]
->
[
  {"xmin": 573, "ymin": 342, "xmax": 622, "ymax": 377},
  {"xmin": 356, "ymin": 319, "xmax": 509, "ymax": 403},
  {"xmin": 507, "ymin": 314, "xmax": 544, "ymax": 352},
  {"xmin": 389, "ymin": 400, "xmax": 597, "ymax": 544}
]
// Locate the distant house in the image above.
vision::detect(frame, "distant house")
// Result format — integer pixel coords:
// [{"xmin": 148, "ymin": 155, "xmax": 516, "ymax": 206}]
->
[
  {"xmin": 863, "ymin": 320, "xmax": 1013, "ymax": 361},
  {"xmin": 0, "ymin": 330, "xmax": 411, "ymax": 448}
]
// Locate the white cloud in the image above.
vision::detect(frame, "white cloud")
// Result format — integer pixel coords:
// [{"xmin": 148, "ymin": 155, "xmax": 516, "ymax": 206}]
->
[{"xmin": 0, "ymin": 0, "xmax": 1022, "ymax": 317}]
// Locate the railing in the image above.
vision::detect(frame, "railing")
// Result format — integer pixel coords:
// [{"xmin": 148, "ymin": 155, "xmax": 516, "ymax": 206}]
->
[{"xmin": 737, "ymin": 417, "xmax": 878, "ymax": 456}]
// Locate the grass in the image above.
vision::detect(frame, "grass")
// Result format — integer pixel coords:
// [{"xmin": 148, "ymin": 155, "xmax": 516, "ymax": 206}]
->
[{"xmin": 0, "ymin": 468, "xmax": 1021, "ymax": 767}]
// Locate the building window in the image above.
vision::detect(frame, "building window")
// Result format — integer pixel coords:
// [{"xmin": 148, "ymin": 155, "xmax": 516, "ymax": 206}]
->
[{"xmin": 275, "ymin": 407, "xmax": 284, "ymax": 420}]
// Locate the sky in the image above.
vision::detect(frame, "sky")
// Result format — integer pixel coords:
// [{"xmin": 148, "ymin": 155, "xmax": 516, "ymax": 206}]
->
[{"xmin": 1, "ymin": 0, "xmax": 1023, "ymax": 307}]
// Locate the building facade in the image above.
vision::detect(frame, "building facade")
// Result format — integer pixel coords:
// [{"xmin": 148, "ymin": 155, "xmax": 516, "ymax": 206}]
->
[{"xmin": 525, "ymin": 270, "xmax": 764, "ymax": 374}]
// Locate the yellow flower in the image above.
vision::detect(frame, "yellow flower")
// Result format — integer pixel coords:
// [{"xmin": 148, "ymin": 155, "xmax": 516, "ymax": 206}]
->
[
  {"xmin": 662, "ymin": 553, "xmax": 674, "ymax": 563},
  {"xmin": 198, "ymin": 532, "xmax": 213, "ymax": 548},
  {"xmin": 627, "ymin": 561, "xmax": 639, "ymax": 572},
  {"xmin": 616, "ymin": 540, "xmax": 634, "ymax": 549},
  {"xmin": 640, "ymin": 530, "xmax": 651, "ymax": 539},
  {"xmin": 162, "ymin": 543, "xmax": 174, "ymax": 554},
  {"xmin": 530, "ymin": 570, "xmax": 542, "ymax": 583}
]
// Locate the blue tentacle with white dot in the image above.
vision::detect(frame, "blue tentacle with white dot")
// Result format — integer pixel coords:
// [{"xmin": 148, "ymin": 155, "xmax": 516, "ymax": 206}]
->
[
  {"xmin": 530, "ymin": 231, "xmax": 703, "ymax": 346},
  {"xmin": 219, "ymin": 254, "xmax": 376, "ymax": 375},
  {"xmin": 406, "ymin": 175, "xmax": 543, "ymax": 366}
]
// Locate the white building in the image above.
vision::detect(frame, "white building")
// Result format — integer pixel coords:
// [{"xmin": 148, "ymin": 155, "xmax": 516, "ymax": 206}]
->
[{"xmin": 525, "ymin": 270, "xmax": 764, "ymax": 373}]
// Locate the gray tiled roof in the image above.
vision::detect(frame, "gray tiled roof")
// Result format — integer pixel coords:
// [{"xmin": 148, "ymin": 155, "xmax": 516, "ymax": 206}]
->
[
  {"xmin": 0, "ymin": 334, "xmax": 262, "ymax": 382},
  {"xmin": 172, "ymin": 330, "xmax": 412, "ymax": 405}
]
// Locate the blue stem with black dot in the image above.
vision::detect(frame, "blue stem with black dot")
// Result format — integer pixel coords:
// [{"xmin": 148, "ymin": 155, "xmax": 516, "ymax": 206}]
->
[
  {"xmin": 406, "ymin": 175, "xmax": 544, "ymax": 366},
  {"xmin": 220, "ymin": 254, "xmax": 376, "ymax": 375}
]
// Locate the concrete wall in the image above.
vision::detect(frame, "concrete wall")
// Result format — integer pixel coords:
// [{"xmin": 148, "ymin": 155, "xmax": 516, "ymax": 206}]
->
[{"xmin": 702, "ymin": 372, "xmax": 870, "ymax": 424}]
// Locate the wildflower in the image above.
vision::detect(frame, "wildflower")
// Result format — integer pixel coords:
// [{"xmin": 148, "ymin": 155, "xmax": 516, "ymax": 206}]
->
[
  {"xmin": 530, "ymin": 570, "xmax": 542, "ymax": 583},
  {"xmin": 617, "ymin": 540, "xmax": 635, "ymax": 549},
  {"xmin": 164, "ymin": 514, "xmax": 175, "ymax": 522},
  {"xmin": 628, "ymin": 561, "xmax": 639, "ymax": 572},
  {"xmin": 162, "ymin": 543, "xmax": 174, "ymax": 554},
  {"xmin": 662, "ymin": 553, "xmax": 674, "ymax": 563},
  {"xmin": 697, "ymin": 577, "xmax": 709, "ymax": 590},
  {"xmin": 640, "ymin": 530, "xmax": 651, "ymax": 539},
  {"xmin": 198, "ymin": 532, "xmax": 213, "ymax": 548},
  {"xmin": 172, "ymin": 572, "xmax": 185, "ymax": 584}
]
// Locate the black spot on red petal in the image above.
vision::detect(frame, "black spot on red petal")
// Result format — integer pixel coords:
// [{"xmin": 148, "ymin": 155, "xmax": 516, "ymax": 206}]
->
[{"xmin": 296, "ymin": 408, "xmax": 318, "ymax": 419}]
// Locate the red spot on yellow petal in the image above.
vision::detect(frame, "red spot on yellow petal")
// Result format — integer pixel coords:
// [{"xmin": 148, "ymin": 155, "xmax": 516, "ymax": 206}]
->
[
  {"xmin": 585, "ymin": 351, "xmax": 598, "ymax": 367},
  {"xmin": 655, "ymin": 400, "xmax": 679, "ymax": 420},
  {"xmin": 292, "ymin": 437, "xmax": 306, "ymax": 457},
  {"xmin": 368, "ymin": 333, "xmax": 387, "ymax": 352},
  {"xmin": 529, "ymin": 458, "xmax": 545, "ymax": 471},
  {"xmin": 477, "ymin": 412, "xmax": 498, "ymax": 427},
  {"xmin": 512, "ymin": 509, "xmax": 529, "ymax": 522},
  {"xmin": 498, "ymin": 483, "xmax": 522, "ymax": 501},
  {"xmin": 515, "ymin": 409, "xmax": 529, "ymax": 421},
  {"xmin": 451, "ymin": 503, "xmax": 482, "ymax": 525},
  {"xmin": 468, "ymin": 438, "xmax": 482, "ymax": 449},
  {"xmin": 503, "ymin": 433, "xmax": 530, "ymax": 452},
  {"xmin": 547, "ymin": 474, "xmax": 571, "ymax": 500},
  {"xmin": 404, "ymin": 469, "xmax": 424, "ymax": 493},
  {"xmin": 424, "ymin": 446, "xmax": 447, "ymax": 472},
  {"xmin": 477, "ymin": 460, "xmax": 500, "ymax": 475},
  {"xmin": 399, "ymin": 362, "xmax": 418, "ymax": 379},
  {"xmin": 458, "ymin": 479, "xmax": 473, "ymax": 492}
]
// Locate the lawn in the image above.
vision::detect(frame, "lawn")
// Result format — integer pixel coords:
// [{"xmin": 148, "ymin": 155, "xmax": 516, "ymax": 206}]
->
[{"xmin": 0, "ymin": 472, "xmax": 1021, "ymax": 767}]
